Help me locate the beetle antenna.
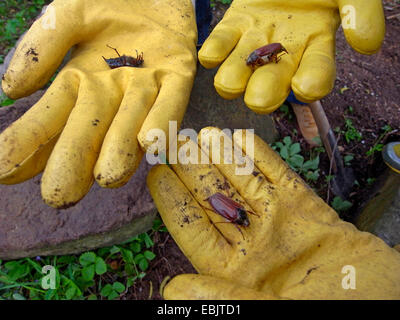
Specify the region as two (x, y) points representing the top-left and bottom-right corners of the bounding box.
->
(106, 44), (121, 57)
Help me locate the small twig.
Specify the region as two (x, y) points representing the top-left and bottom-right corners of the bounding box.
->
(387, 13), (400, 19)
(326, 133), (341, 203)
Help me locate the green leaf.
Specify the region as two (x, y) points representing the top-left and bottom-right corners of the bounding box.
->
(283, 136), (292, 146)
(57, 256), (76, 265)
(289, 154), (304, 169)
(143, 233), (154, 248)
(65, 287), (76, 300)
(280, 146), (289, 159)
(130, 242), (141, 253)
(303, 157), (319, 171)
(12, 293), (26, 300)
(81, 265), (95, 281)
(95, 257), (107, 275)
(134, 254), (144, 264)
(87, 294), (97, 300)
(144, 251), (156, 261)
(126, 276), (137, 288)
(305, 170), (319, 182)
(109, 246), (120, 255)
(100, 284), (113, 297)
(331, 196), (352, 212)
(79, 252), (96, 266)
(5, 262), (30, 281)
(107, 291), (119, 300)
(120, 247), (134, 264)
(138, 258), (149, 271)
(113, 282), (125, 293)
(44, 289), (56, 300)
(289, 143), (301, 156)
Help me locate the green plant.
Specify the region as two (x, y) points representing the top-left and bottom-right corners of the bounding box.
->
(366, 125), (392, 157)
(210, 0), (233, 7)
(342, 118), (362, 143)
(344, 154), (354, 166)
(331, 196), (352, 212)
(100, 282), (125, 300)
(0, 0), (50, 63)
(278, 104), (294, 121)
(0, 218), (164, 300)
(0, 93), (15, 107)
(272, 136), (320, 182)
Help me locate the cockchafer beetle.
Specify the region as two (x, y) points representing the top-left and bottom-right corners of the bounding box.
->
(204, 192), (259, 239)
(102, 45), (144, 69)
(246, 43), (288, 68)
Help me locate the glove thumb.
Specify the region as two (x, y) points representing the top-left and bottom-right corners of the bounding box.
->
(163, 274), (281, 300)
(337, 0), (385, 55)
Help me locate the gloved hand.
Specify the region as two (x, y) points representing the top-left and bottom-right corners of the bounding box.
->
(147, 127), (400, 299)
(198, 0), (385, 113)
(0, 0), (197, 208)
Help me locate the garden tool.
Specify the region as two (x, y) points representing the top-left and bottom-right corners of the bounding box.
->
(291, 103), (320, 147)
(309, 100), (355, 199)
(0, 0), (198, 208)
(147, 127), (400, 300)
(198, 0), (385, 114)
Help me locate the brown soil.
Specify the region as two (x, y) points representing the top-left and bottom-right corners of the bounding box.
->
(126, 2), (400, 299)
(124, 230), (196, 300)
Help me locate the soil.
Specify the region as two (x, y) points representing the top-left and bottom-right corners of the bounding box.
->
(124, 1), (400, 299)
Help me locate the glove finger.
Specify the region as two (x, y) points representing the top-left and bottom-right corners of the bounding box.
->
(138, 73), (194, 152)
(94, 71), (158, 188)
(232, 129), (303, 188)
(198, 16), (242, 69)
(291, 36), (336, 103)
(169, 136), (255, 246)
(1, 2), (82, 99)
(0, 70), (79, 184)
(338, 0), (385, 55)
(211, 30), (270, 100)
(196, 127), (275, 225)
(244, 51), (295, 113)
(147, 164), (233, 273)
(41, 72), (124, 208)
(163, 274), (280, 300)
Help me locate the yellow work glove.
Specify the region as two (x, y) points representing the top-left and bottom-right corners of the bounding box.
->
(147, 127), (400, 299)
(198, 0), (385, 113)
(0, 0), (197, 208)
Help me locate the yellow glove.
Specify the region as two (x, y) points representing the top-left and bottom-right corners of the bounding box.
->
(0, 0), (197, 208)
(147, 127), (400, 299)
(198, 0), (385, 113)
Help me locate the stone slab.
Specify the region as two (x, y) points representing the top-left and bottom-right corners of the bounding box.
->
(182, 64), (279, 144)
(0, 92), (157, 260)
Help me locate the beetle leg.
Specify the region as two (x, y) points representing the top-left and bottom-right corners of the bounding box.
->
(106, 44), (121, 57)
(213, 221), (245, 240)
(247, 210), (260, 217)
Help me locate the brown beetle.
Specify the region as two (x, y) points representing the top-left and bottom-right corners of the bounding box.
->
(102, 45), (144, 69)
(246, 43), (288, 68)
(204, 192), (259, 239)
